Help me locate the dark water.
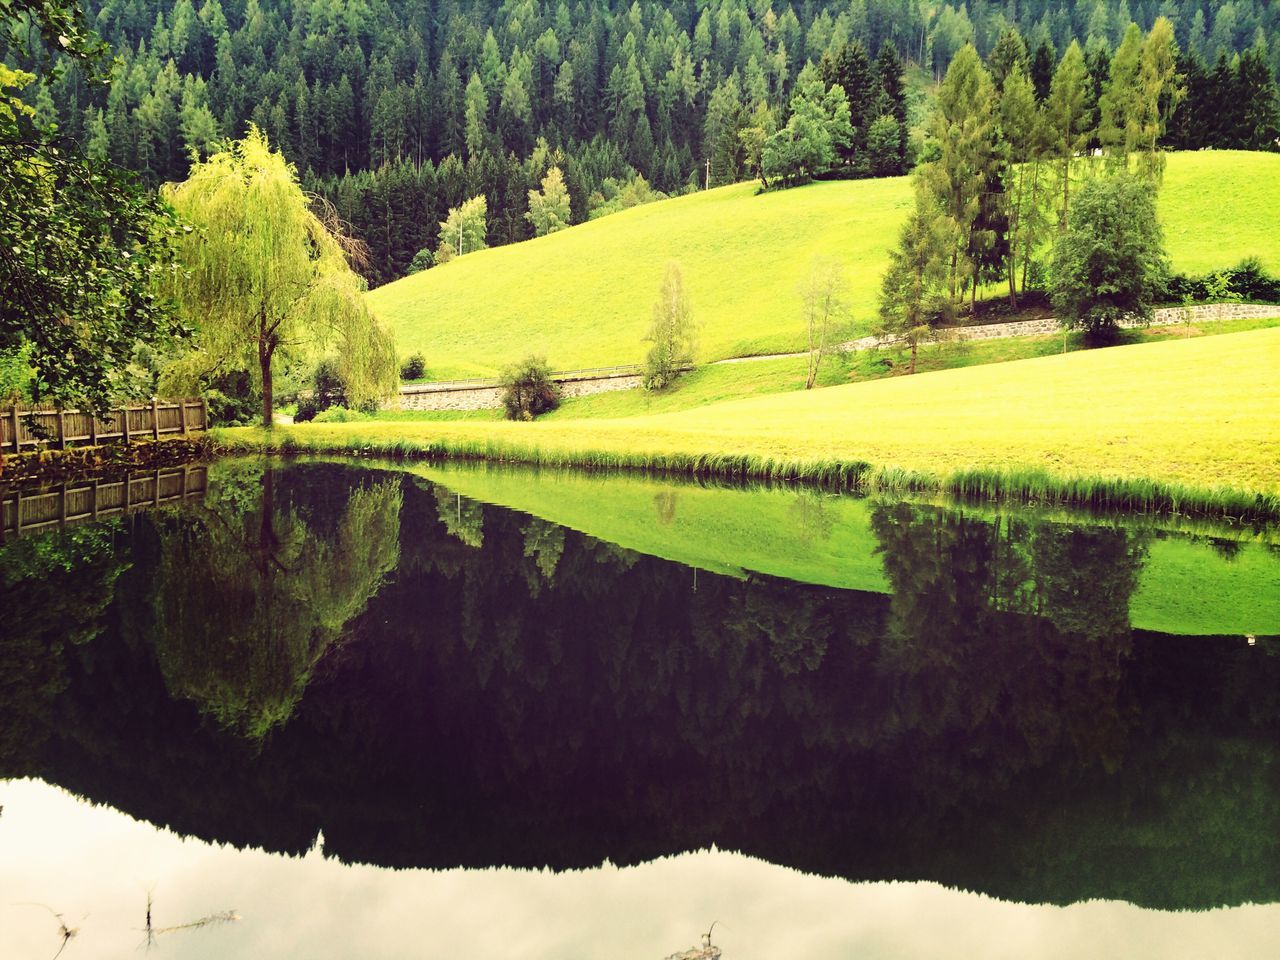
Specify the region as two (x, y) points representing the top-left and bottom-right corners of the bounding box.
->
(2, 459), (1278, 958)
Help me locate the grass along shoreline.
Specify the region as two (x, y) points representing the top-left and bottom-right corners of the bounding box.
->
(219, 328), (1280, 523)
(213, 431), (1280, 523)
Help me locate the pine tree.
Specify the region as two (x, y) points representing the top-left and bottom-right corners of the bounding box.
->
(920, 44), (1002, 309)
(1098, 23), (1144, 167)
(1045, 41), (1092, 230)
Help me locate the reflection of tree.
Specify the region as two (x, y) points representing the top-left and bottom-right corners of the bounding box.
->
(434, 486), (484, 547)
(148, 464), (401, 739)
(788, 490), (835, 545)
(521, 517), (565, 589)
(6, 469), (1278, 913)
(868, 501), (1149, 774)
(0, 524), (127, 774)
(653, 491), (678, 526)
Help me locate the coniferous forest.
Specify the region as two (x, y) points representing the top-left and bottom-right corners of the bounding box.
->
(15, 0), (1280, 285)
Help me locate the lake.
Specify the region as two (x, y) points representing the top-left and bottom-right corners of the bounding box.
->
(2, 458), (1278, 959)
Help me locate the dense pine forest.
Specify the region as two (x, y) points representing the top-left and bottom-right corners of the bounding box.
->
(13, 0), (1280, 284)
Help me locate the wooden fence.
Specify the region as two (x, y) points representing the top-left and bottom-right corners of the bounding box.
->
(1, 399), (208, 454)
(0, 465), (208, 541)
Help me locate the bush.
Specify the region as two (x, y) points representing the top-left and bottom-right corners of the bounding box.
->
(312, 406), (372, 424)
(407, 248), (433, 274)
(1049, 174), (1169, 341)
(1160, 258), (1280, 304)
(400, 353), (426, 380)
(296, 358), (383, 422)
(498, 355), (560, 421)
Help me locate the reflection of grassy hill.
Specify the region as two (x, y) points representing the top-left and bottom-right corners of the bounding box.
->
(369, 151), (1280, 379)
(400, 461), (1280, 637)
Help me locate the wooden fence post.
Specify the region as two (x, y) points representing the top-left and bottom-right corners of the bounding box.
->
(57, 410), (67, 450)
(151, 398), (160, 440)
(201, 397), (208, 431)
(9, 406), (19, 455)
(121, 406), (130, 445)
(89, 410), (97, 446)
(178, 400), (187, 435)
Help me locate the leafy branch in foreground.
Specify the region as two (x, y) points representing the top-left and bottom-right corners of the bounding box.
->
(1, 4), (186, 414)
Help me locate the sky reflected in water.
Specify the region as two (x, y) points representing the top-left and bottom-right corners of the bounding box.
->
(4, 779), (1277, 960)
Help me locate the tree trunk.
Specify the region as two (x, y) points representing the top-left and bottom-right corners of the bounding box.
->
(909, 338), (917, 375)
(259, 337), (275, 430)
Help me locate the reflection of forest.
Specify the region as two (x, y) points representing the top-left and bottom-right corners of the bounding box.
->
(1, 462), (1277, 911)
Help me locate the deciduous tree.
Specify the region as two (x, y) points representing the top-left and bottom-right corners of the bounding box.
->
(162, 128), (397, 428)
(1049, 173), (1169, 341)
(642, 262), (697, 390)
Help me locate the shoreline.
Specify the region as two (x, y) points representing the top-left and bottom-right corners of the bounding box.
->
(0, 437), (212, 485)
(211, 429), (1280, 524)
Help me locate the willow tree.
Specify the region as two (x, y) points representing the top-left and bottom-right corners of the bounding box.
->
(162, 128), (397, 427)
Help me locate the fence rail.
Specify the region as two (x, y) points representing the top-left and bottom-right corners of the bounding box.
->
(0, 465), (209, 541)
(1, 399), (208, 454)
(399, 365), (644, 395)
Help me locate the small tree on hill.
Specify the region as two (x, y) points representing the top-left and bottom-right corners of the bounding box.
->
(162, 128), (397, 429)
(437, 195), (488, 260)
(800, 258), (848, 389)
(1049, 173), (1170, 342)
(526, 165), (571, 236)
(877, 184), (951, 374)
(642, 262), (697, 390)
(499, 355), (560, 420)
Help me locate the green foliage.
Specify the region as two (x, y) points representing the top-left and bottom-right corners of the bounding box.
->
(866, 114), (904, 177)
(437, 194), (488, 259)
(407, 248), (434, 274)
(587, 173), (667, 220)
(525, 165), (571, 236)
(762, 70), (853, 187)
(161, 128), (397, 428)
(0, 58), (184, 414)
(499, 354), (560, 420)
(877, 181), (951, 373)
(919, 44), (1002, 308)
(642, 262), (697, 390)
(1050, 173), (1171, 339)
(400, 353), (427, 381)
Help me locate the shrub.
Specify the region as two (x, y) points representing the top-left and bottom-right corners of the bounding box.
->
(296, 359), (382, 421)
(400, 353), (426, 380)
(1049, 173), (1169, 341)
(312, 406), (372, 424)
(499, 355), (560, 420)
(1160, 257), (1280, 304)
(407, 248), (433, 274)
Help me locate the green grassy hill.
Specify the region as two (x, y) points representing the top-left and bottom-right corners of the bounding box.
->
(369, 151), (1280, 380)
(222, 327), (1280, 499)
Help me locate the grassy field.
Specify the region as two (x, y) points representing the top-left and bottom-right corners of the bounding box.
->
(369, 151), (1280, 380)
(383, 314), (1278, 423)
(220, 328), (1280, 518)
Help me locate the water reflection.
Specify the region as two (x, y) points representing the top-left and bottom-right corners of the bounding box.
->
(1, 460), (1277, 926)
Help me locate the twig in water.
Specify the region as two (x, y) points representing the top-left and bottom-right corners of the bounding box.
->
(14, 903), (80, 960)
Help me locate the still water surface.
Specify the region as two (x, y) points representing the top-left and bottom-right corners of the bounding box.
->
(2, 459), (1278, 958)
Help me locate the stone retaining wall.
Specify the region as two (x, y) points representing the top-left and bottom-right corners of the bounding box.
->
(844, 302), (1280, 350)
(395, 373), (643, 412)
